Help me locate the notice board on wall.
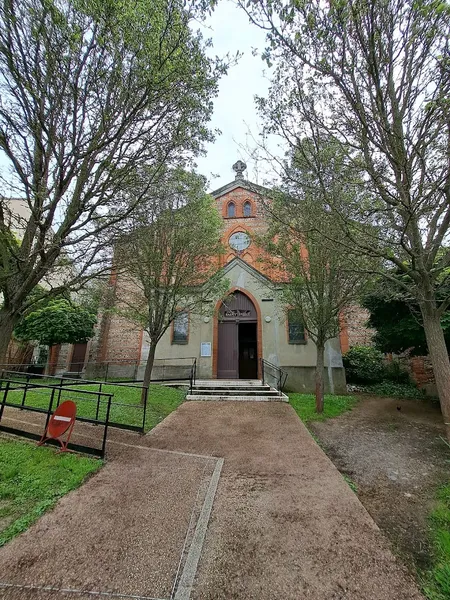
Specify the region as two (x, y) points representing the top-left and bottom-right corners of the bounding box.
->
(201, 342), (212, 357)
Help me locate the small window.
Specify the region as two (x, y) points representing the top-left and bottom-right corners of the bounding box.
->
(243, 201), (252, 217)
(173, 311), (189, 344)
(288, 309), (306, 344)
(227, 202), (236, 218)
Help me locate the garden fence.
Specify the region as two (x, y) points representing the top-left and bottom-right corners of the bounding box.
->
(0, 377), (112, 458)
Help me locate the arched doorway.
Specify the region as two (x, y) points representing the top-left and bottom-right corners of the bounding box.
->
(217, 291), (259, 379)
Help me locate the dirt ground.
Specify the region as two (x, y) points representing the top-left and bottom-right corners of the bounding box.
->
(310, 395), (450, 574)
(0, 401), (424, 600)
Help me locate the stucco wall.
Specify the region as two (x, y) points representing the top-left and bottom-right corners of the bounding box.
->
(139, 260), (345, 392)
(283, 367), (347, 395)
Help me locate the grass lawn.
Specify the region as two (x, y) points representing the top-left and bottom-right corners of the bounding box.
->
(0, 437), (101, 547)
(289, 393), (358, 423)
(4, 383), (185, 431)
(422, 483), (450, 600)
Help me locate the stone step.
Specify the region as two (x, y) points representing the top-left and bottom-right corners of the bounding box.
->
(193, 380), (263, 386)
(190, 388), (279, 396)
(186, 394), (289, 402)
(191, 386), (271, 393)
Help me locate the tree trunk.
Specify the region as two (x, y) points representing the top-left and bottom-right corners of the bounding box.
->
(0, 309), (17, 367)
(315, 342), (325, 413)
(141, 343), (157, 404)
(420, 304), (450, 440)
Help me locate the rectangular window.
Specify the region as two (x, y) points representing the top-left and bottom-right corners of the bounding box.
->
(172, 311), (189, 344)
(288, 309), (306, 344)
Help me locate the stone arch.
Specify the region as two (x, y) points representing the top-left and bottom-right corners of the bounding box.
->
(243, 200), (252, 217)
(241, 197), (257, 218)
(222, 223), (253, 256)
(213, 287), (262, 379)
(226, 201), (236, 218)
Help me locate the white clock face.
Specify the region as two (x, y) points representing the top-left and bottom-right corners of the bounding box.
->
(229, 232), (251, 251)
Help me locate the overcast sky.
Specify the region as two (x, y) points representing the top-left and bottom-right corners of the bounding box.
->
(0, 1), (273, 195)
(196, 1), (273, 191)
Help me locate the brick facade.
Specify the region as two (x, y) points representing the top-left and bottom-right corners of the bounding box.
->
(91, 273), (142, 366)
(339, 305), (375, 353)
(94, 183), (277, 365)
(216, 186), (287, 281)
(3, 338), (34, 368)
(409, 356), (435, 387)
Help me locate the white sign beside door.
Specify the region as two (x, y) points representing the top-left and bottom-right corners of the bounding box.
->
(201, 342), (212, 357)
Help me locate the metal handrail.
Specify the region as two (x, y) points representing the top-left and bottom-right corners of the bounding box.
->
(1, 360), (196, 386)
(0, 377), (113, 457)
(260, 359), (288, 394)
(189, 359), (197, 394)
(0, 372), (148, 434)
(0, 369), (146, 389)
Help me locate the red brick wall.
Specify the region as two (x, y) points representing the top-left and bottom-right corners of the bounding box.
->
(92, 272), (143, 366)
(103, 275), (142, 364)
(4, 339), (34, 368)
(216, 187), (287, 281)
(101, 314), (142, 363)
(340, 305), (375, 353)
(96, 185), (288, 361)
(409, 356), (435, 387)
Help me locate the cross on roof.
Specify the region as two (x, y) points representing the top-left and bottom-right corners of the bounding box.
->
(232, 160), (247, 179)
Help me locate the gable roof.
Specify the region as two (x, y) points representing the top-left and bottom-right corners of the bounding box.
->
(211, 178), (272, 199)
(219, 255), (274, 286)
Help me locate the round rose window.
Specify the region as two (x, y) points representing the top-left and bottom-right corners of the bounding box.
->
(229, 232), (251, 251)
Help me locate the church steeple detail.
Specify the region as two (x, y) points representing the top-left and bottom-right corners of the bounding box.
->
(232, 160), (247, 180)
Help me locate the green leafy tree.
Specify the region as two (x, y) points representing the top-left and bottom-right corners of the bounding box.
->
(363, 279), (450, 356)
(14, 299), (96, 347)
(264, 140), (373, 412)
(243, 0), (450, 436)
(115, 169), (227, 398)
(364, 295), (432, 356)
(0, 0), (225, 363)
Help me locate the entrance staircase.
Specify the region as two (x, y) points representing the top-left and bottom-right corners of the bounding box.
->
(186, 380), (289, 402)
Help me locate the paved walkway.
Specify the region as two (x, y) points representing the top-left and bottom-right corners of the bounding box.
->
(0, 401), (423, 599)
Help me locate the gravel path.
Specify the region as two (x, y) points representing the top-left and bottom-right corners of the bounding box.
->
(0, 401), (423, 600)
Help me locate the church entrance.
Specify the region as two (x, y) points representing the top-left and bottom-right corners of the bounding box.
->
(217, 291), (258, 379)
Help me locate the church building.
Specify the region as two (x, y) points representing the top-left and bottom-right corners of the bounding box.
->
(91, 161), (347, 393)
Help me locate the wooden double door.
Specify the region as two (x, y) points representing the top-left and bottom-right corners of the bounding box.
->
(217, 292), (258, 380)
(69, 343), (88, 372)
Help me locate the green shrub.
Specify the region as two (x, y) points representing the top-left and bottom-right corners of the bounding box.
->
(363, 381), (424, 399)
(383, 359), (411, 384)
(343, 346), (385, 383)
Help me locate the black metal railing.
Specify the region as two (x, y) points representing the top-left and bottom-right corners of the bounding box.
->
(0, 357), (197, 384)
(189, 359), (197, 394)
(260, 359), (288, 395)
(0, 357), (197, 445)
(0, 378), (112, 458)
(0, 370), (149, 434)
(87, 357), (197, 383)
